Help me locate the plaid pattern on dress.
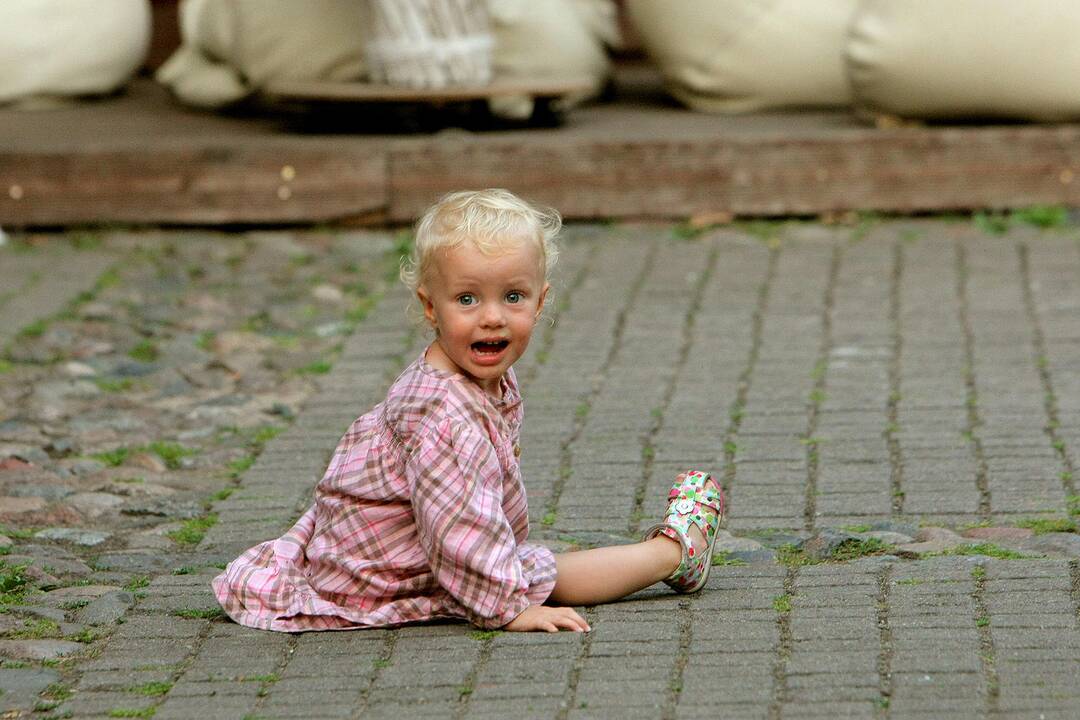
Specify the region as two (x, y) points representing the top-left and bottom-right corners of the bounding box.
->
(212, 350), (556, 631)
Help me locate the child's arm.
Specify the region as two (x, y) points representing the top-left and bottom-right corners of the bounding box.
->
(408, 418), (577, 630)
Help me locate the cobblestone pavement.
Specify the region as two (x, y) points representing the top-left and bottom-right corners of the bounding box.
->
(1, 219), (1079, 719)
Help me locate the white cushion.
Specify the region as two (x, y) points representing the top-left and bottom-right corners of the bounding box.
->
(847, 0), (1080, 121)
(0, 0), (151, 104)
(626, 0), (858, 113)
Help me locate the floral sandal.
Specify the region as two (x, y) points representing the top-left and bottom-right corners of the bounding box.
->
(641, 470), (726, 593)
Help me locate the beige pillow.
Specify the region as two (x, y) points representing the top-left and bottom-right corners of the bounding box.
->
(158, 0), (368, 108)
(487, 0), (617, 118)
(626, 0), (858, 113)
(0, 0), (151, 105)
(847, 0), (1080, 121)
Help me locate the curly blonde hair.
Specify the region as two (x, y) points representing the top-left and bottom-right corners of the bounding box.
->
(399, 189), (561, 301)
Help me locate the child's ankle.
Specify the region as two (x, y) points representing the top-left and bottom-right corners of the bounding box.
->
(648, 534), (683, 576)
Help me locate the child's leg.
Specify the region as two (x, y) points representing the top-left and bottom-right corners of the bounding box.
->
(547, 471), (723, 607)
(548, 537), (681, 606)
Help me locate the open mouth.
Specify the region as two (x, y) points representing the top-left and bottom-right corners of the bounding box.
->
(471, 339), (509, 356)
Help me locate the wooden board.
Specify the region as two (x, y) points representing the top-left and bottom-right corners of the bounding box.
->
(3, 78), (1080, 226)
(263, 77), (596, 103)
(0, 145), (388, 226)
(387, 125), (1080, 221)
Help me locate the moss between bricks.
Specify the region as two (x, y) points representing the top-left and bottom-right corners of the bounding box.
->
(167, 514), (218, 545)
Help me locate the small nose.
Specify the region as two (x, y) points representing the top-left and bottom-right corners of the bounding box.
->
(480, 302), (506, 326)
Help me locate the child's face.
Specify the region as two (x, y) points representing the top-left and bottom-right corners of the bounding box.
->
(418, 239), (549, 396)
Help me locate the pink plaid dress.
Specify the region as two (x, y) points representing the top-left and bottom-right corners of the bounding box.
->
(212, 351), (557, 631)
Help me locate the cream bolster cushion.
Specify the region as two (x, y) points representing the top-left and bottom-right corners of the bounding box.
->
(847, 0), (1080, 121)
(158, 0), (615, 114)
(625, 0), (858, 113)
(0, 0), (151, 104)
(487, 0), (615, 119)
(157, 0), (369, 108)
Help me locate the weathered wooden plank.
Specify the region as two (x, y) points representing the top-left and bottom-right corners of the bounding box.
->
(387, 125), (1080, 221)
(0, 145), (387, 225)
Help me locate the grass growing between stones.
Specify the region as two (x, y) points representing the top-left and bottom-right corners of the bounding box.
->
(0, 560), (32, 603)
(1066, 496), (1080, 517)
(173, 607), (224, 620)
(128, 682), (172, 697)
(776, 538), (893, 567)
(1015, 518), (1078, 535)
(93, 442), (199, 470)
(7, 618), (61, 639)
(108, 708), (155, 718)
(712, 551), (748, 567)
(166, 514), (217, 545)
(469, 630), (500, 641)
(926, 543), (1030, 560)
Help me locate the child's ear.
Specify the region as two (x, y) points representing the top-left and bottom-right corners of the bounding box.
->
(535, 283), (550, 320)
(417, 287), (437, 328)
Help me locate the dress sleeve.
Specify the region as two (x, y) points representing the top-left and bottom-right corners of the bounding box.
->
(406, 417), (533, 629)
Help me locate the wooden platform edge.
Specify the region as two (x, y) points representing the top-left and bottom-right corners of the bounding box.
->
(3, 125), (1080, 226)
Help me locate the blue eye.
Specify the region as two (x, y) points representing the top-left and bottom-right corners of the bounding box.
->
(457, 294), (476, 306)
(506, 291), (523, 304)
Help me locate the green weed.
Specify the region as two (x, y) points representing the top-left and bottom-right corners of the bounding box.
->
(711, 551), (747, 567)
(1014, 205), (1068, 229)
(541, 512), (556, 527)
(124, 576), (150, 591)
(145, 441), (197, 470)
(830, 538), (891, 561)
(298, 359), (332, 375)
(128, 340), (159, 363)
(94, 378), (133, 393)
(469, 630), (501, 641)
(1066, 495), (1080, 517)
(772, 594), (792, 613)
(929, 543), (1028, 560)
(1015, 517), (1077, 535)
(246, 425), (282, 446)
(0, 561), (32, 603)
(209, 487), (235, 503)
(776, 544), (821, 568)
(129, 682), (172, 697)
(18, 320), (48, 338)
(240, 674), (278, 683)
(973, 210), (1010, 235)
(227, 456), (255, 478)
(108, 708), (155, 718)
(42, 683), (72, 701)
(94, 447), (131, 467)
(173, 608), (224, 620)
(10, 618), (62, 639)
(166, 514), (218, 546)
(840, 524), (872, 534)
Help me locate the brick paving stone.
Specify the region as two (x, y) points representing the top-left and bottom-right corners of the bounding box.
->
(8, 223), (1080, 719)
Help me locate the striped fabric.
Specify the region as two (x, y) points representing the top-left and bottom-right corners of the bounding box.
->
(212, 351), (557, 631)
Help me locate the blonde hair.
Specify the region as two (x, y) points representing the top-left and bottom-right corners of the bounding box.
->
(399, 189), (561, 297)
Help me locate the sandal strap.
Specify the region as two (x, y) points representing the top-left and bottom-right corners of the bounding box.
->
(667, 483), (724, 515)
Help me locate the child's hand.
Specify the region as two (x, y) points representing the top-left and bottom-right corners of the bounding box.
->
(503, 604), (590, 633)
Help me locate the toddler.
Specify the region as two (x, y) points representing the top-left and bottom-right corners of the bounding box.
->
(212, 189), (725, 633)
